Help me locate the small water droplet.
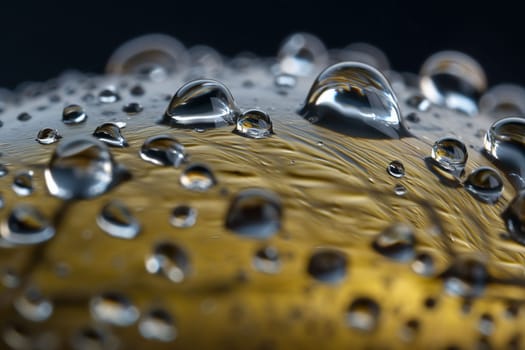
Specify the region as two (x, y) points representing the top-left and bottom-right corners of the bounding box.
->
(62, 104), (87, 124)
(122, 102), (143, 115)
(17, 112), (31, 122)
(139, 135), (187, 167)
(277, 32), (328, 76)
(145, 242), (190, 283)
(0, 164), (8, 177)
(12, 171), (34, 196)
(479, 314), (494, 336)
(464, 167), (503, 204)
(420, 51), (486, 115)
(253, 246), (281, 274)
(96, 200), (140, 239)
(138, 308), (177, 342)
(345, 297), (380, 332)
(180, 163), (216, 191)
(90, 292), (139, 326)
(0, 205), (55, 244)
(411, 253), (435, 276)
(443, 257), (488, 297)
(162, 79), (240, 129)
(225, 189), (282, 239)
(130, 85), (145, 96)
(431, 137), (468, 177)
(400, 319), (420, 342)
(299, 62), (405, 139)
(36, 128), (62, 145)
(14, 288), (53, 322)
(188, 45), (224, 77)
(93, 123), (128, 147)
(1, 268), (20, 288)
(71, 326), (117, 350)
(387, 160), (405, 178)
(394, 184), (407, 196)
(502, 190), (525, 245)
(99, 89), (121, 103)
(170, 205), (197, 228)
(45, 137), (124, 200)
(480, 84), (525, 117)
(405, 112), (420, 123)
(307, 249), (347, 283)
(274, 74), (297, 89)
(233, 109), (273, 139)
(406, 95), (431, 112)
(372, 223), (415, 261)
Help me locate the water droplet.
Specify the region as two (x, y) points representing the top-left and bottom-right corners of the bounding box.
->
(93, 123), (128, 147)
(99, 89), (121, 103)
(62, 104), (87, 124)
(431, 137), (468, 177)
(225, 189), (282, 239)
(130, 85), (145, 96)
(502, 190), (525, 245)
(253, 246), (281, 274)
(170, 205), (197, 228)
(277, 33), (328, 76)
(0, 194), (4, 209)
(274, 74), (297, 89)
(345, 297), (380, 332)
(188, 45), (224, 77)
(233, 109), (273, 139)
(139, 135), (187, 167)
(2, 323), (33, 350)
(372, 223), (415, 262)
(420, 51), (486, 115)
(0, 205), (55, 244)
(387, 160), (405, 178)
(138, 308), (177, 342)
(464, 167), (503, 204)
(71, 326), (117, 350)
(96, 200), (140, 239)
(480, 84), (525, 117)
(299, 62), (405, 139)
(307, 249), (347, 283)
(479, 314), (494, 336)
(122, 102), (143, 115)
(17, 112), (31, 122)
(45, 137), (125, 200)
(180, 163), (216, 191)
(406, 95), (431, 112)
(394, 184), (407, 196)
(443, 257), (488, 297)
(405, 112), (420, 123)
(145, 242), (190, 283)
(14, 288), (53, 322)
(90, 292), (139, 326)
(162, 79), (240, 129)
(1, 268), (20, 288)
(411, 253), (435, 276)
(400, 319), (420, 342)
(0, 164), (8, 177)
(12, 171), (34, 196)
(36, 128), (62, 145)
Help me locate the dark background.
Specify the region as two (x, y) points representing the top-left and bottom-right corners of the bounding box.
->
(0, 1), (523, 89)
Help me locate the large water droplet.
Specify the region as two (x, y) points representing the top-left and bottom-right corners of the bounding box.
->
(372, 223), (416, 262)
(138, 308), (177, 342)
(162, 79), (240, 129)
(431, 137), (468, 177)
(45, 137), (124, 200)
(387, 160), (405, 178)
(90, 292), (139, 326)
(0, 205), (55, 244)
(233, 109), (273, 139)
(14, 288), (53, 322)
(12, 171), (34, 196)
(93, 123), (128, 147)
(253, 246), (281, 274)
(345, 297), (380, 332)
(464, 167), (503, 204)
(420, 51), (486, 115)
(480, 84), (525, 117)
(307, 249), (347, 283)
(443, 257), (488, 297)
(139, 135), (187, 167)
(180, 164), (216, 191)
(225, 189), (282, 239)
(145, 242), (190, 283)
(62, 104), (87, 124)
(299, 62), (405, 139)
(277, 33), (328, 76)
(170, 205), (197, 228)
(96, 200), (140, 239)
(36, 128), (62, 145)
(502, 190), (525, 245)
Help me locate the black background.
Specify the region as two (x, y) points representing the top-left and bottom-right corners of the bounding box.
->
(0, 0), (523, 89)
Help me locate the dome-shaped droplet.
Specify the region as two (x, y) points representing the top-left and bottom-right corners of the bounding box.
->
(62, 104), (87, 124)
(420, 51), (487, 115)
(406, 94), (431, 112)
(99, 88), (121, 104)
(345, 297), (380, 332)
(138, 308), (177, 342)
(464, 167), (503, 204)
(387, 160), (405, 178)
(0, 164), (8, 177)
(14, 288), (53, 322)
(372, 223), (416, 262)
(393, 184), (407, 196)
(12, 171), (34, 196)
(17, 112), (31, 121)
(225, 189), (282, 239)
(97, 200), (140, 239)
(253, 246), (281, 274)
(443, 257), (488, 297)
(411, 252), (435, 277)
(71, 326), (117, 350)
(1, 268), (20, 288)
(145, 242), (190, 283)
(234, 109), (273, 139)
(36, 128), (62, 145)
(44, 137), (123, 200)
(163, 79), (240, 129)
(122, 102), (143, 115)
(93, 123), (128, 147)
(106, 34), (189, 81)
(139, 135), (187, 167)
(299, 62), (405, 139)
(188, 45), (224, 77)
(90, 292), (139, 326)
(484, 117), (525, 189)
(307, 249), (347, 283)
(274, 74), (297, 89)
(335, 42), (390, 71)
(431, 137), (468, 177)
(277, 32), (328, 76)
(180, 163), (216, 191)
(0, 205), (55, 244)
(170, 205), (197, 228)
(480, 84), (525, 117)
(502, 190), (525, 245)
